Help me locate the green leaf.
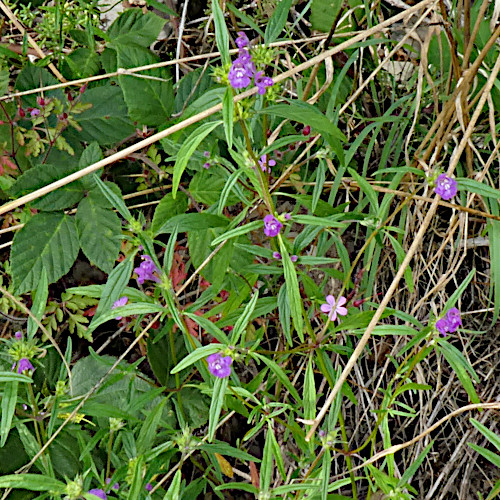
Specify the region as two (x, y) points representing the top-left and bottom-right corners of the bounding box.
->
(260, 426), (274, 492)
(457, 178), (500, 200)
(386, 233), (414, 293)
(72, 85), (135, 145)
(157, 213), (229, 234)
(487, 220), (500, 320)
(231, 292), (259, 344)
(107, 9), (166, 47)
(212, 0), (230, 66)
(172, 121), (222, 198)
(468, 443), (500, 468)
(64, 47), (101, 78)
(9, 163), (85, 211)
(470, 418), (500, 451)
(12, 212), (79, 295)
(27, 268), (48, 338)
(78, 142), (103, 190)
(126, 454), (145, 500)
(152, 192), (189, 235)
(278, 234), (303, 342)
(189, 169), (228, 206)
(0, 474), (65, 492)
(278, 284), (292, 346)
(116, 44), (173, 126)
(0, 372), (32, 383)
(251, 352), (302, 403)
(348, 167), (379, 212)
(184, 314), (230, 344)
(76, 196), (122, 273)
(92, 174), (131, 221)
(211, 220), (262, 246)
(137, 399), (166, 454)
(438, 340), (480, 404)
(163, 469), (182, 500)
(311, 0), (343, 32)
(0, 381), (18, 447)
(199, 442), (259, 462)
(263, 102), (346, 163)
(208, 377), (228, 442)
(91, 254), (134, 325)
(171, 344), (223, 374)
(222, 87), (234, 148)
(399, 441), (434, 487)
(303, 357), (316, 421)
(264, 0), (292, 43)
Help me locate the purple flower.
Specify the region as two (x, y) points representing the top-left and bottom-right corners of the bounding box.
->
(235, 31), (249, 49)
(203, 162), (211, 169)
(203, 151), (210, 157)
(14, 358), (35, 374)
(105, 478), (119, 490)
(258, 154), (276, 173)
(436, 307), (462, 336)
(272, 252), (282, 260)
(134, 255), (161, 285)
(228, 50), (255, 89)
(254, 71), (273, 95)
(14, 331), (22, 340)
(320, 295), (348, 322)
(88, 489), (107, 500)
(145, 483), (153, 492)
(207, 352), (233, 378)
(434, 174), (458, 201)
(263, 215), (282, 237)
(30, 108), (40, 117)
(112, 296), (129, 320)
(290, 255), (298, 263)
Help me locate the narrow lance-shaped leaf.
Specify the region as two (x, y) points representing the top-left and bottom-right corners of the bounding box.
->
(1, 381), (18, 447)
(208, 377), (228, 442)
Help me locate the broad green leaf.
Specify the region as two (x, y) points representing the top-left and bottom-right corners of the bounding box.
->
(172, 121), (222, 198)
(15, 66), (63, 107)
(0, 474), (65, 492)
(71, 85), (135, 145)
(311, 0), (343, 32)
(171, 344), (223, 374)
(189, 169), (228, 206)
(78, 142), (103, 190)
(458, 178), (500, 200)
(278, 234), (303, 341)
(152, 192), (189, 235)
(174, 67), (213, 114)
(63, 47), (101, 78)
(212, 0), (230, 66)
(0, 381), (18, 447)
(27, 268), (48, 338)
(91, 254), (134, 325)
(116, 43), (173, 126)
(76, 196), (122, 273)
(12, 212), (79, 295)
(264, 0), (292, 43)
(222, 87), (234, 148)
(208, 377), (228, 441)
(10, 163), (85, 211)
(0, 67), (8, 97)
(107, 9), (166, 47)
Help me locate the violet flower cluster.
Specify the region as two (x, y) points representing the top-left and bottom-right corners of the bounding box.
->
(228, 32), (273, 95)
(435, 307), (462, 336)
(207, 352), (233, 378)
(134, 255), (161, 285)
(12, 358), (35, 374)
(434, 174), (458, 201)
(258, 154), (276, 173)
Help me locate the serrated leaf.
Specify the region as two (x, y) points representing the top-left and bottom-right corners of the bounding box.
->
(107, 9), (166, 47)
(311, 0), (343, 32)
(157, 213), (229, 234)
(76, 196), (121, 273)
(116, 44), (173, 126)
(189, 168), (227, 206)
(174, 67), (213, 114)
(70, 85), (135, 145)
(151, 192), (189, 235)
(63, 47), (101, 78)
(9, 163), (85, 211)
(12, 212), (79, 295)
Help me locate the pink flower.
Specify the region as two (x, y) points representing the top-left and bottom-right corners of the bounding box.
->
(320, 295), (348, 322)
(13, 358), (35, 374)
(263, 215), (282, 237)
(254, 71), (273, 94)
(436, 307), (462, 336)
(258, 154), (276, 173)
(434, 174), (458, 200)
(207, 353), (233, 378)
(112, 296), (129, 320)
